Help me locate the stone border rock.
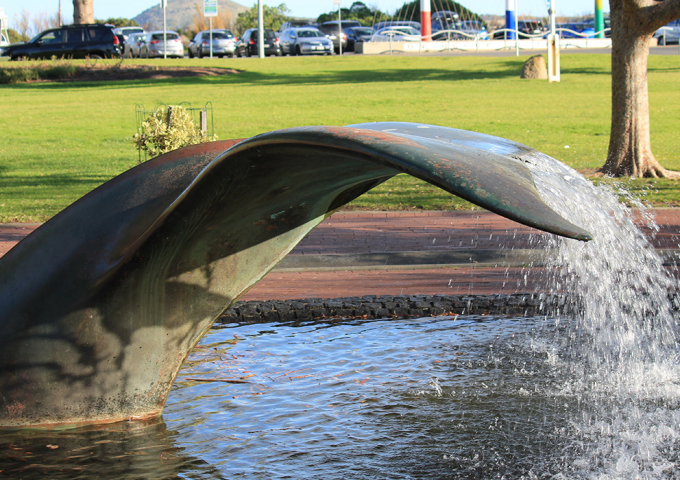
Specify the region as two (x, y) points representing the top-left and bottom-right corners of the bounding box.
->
(218, 293), (580, 324)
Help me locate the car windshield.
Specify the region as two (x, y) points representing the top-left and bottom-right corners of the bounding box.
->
(210, 32), (232, 39)
(298, 30), (323, 38)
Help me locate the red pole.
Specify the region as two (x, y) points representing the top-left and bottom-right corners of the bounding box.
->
(420, 0), (431, 41)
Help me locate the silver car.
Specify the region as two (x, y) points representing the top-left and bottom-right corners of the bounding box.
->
(280, 27), (333, 56)
(371, 26), (421, 42)
(113, 26), (144, 41)
(655, 19), (680, 45)
(123, 32), (147, 58)
(140, 31), (184, 58)
(188, 29), (236, 58)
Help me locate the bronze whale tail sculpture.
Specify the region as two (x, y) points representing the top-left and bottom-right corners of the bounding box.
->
(0, 123), (591, 427)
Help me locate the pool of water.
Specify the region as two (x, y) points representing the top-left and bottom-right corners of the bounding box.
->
(3, 313), (678, 479)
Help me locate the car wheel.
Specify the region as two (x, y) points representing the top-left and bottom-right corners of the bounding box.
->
(246, 48), (251, 57)
(188, 49), (194, 58)
(89, 54), (103, 60)
(295, 46), (301, 56)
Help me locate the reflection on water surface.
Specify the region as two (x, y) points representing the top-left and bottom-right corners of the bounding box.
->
(2, 315), (679, 478)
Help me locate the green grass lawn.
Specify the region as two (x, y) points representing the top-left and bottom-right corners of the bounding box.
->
(1, 53), (680, 222)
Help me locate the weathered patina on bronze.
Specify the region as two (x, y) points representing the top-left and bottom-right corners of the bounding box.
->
(0, 123), (591, 427)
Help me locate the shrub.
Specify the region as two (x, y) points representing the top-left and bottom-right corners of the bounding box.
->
(133, 105), (218, 160)
(0, 59), (79, 84)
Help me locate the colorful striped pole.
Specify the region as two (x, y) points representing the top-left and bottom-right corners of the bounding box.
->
(594, 0), (604, 38)
(421, 0), (432, 41)
(505, 0), (516, 40)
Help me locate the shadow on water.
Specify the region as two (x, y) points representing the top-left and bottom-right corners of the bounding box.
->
(0, 418), (219, 479)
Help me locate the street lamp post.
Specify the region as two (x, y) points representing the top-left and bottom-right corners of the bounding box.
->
(258, 0), (264, 58)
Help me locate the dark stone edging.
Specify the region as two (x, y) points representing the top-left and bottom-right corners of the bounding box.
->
(218, 293), (581, 324)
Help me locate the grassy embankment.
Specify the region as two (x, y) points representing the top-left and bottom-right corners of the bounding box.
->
(1, 53), (680, 222)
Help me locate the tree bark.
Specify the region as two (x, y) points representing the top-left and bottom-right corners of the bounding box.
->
(73, 0), (94, 25)
(602, 0), (680, 178)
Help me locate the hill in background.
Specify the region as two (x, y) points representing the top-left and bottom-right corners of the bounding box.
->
(133, 0), (248, 31)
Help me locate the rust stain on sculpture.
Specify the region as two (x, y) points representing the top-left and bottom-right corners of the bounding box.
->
(0, 123), (591, 428)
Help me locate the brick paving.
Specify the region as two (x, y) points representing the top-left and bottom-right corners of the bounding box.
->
(1, 210), (679, 301)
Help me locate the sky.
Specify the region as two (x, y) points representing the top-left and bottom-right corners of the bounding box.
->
(1, 0), (610, 30)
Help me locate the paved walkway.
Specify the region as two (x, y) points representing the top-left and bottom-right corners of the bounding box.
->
(1, 210), (679, 300)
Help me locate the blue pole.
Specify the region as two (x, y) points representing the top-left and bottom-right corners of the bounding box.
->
(506, 0), (516, 40)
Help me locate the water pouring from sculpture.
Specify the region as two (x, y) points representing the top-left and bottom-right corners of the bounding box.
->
(0, 123), (591, 427)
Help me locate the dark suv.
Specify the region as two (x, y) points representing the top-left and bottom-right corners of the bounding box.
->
(1, 24), (121, 60)
(319, 21), (362, 53)
(235, 28), (281, 57)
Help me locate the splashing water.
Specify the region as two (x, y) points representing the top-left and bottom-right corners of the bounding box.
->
(524, 151), (680, 478)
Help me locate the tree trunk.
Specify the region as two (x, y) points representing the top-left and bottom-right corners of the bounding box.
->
(602, 0), (680, 178)
(73, 0), (94, 25)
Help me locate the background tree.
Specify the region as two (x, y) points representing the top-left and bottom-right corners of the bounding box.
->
(13, 10), (31, 40)
(73, 0), (94, 25)
(190, 4), (235, 37)
(32, 12), (61, 33)
(601, 0), (680, 178)
(235, 3), (290, 35)
(96, 17), (139, 28)
(7, 28), (25, 43)
(317, 1), (384, 25)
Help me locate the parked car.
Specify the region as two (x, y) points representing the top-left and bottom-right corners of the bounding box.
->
(113, 26), (144, 41)
(492, 19), (547, 39)
(580, 16), (611, 37)
(318, 21), (356, 53)
(1, 23), (120, 60)
(123, 32), (147, 58)
(113, 26), (144, 57)
(188, 29), (236, 58)
(139, 31), (184, 58)
(431, 10), (461, 33)
(344, 26), (372, 51)
(372, 20), (421, 34)
(371, 26), (421, 43)
(459, 20), (489, 40)
(279, 27), (332, 55)
(555, 22), (596, 39)
(433, 19), (488, 40)
(654, 19), (680, 45)
(277, 20), (315, 37)
(235, 28), (281, 57)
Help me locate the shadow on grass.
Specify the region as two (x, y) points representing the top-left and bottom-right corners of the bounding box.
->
(3, 62), (526, 90)
(0, 173), (108, 192)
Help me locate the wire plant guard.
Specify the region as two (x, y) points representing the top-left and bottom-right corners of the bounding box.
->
(134, 102), (215, 162)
